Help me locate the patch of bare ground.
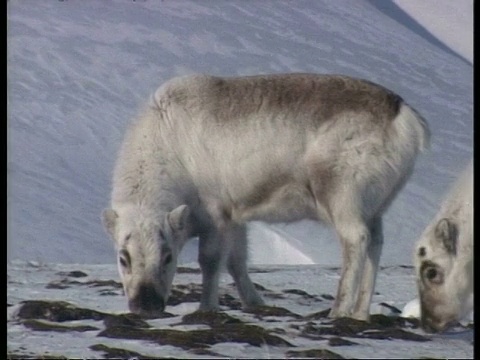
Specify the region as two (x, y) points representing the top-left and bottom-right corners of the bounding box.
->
(286, 348), (346, 359)
(98, 323), (294, 349)
(300, 314), (429, 342)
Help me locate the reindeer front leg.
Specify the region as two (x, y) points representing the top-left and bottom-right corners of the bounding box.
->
(198, 230), (227, 311)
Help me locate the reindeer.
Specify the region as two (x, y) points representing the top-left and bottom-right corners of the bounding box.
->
(102, 73), (429, 320)
(414, 160), (473, 332)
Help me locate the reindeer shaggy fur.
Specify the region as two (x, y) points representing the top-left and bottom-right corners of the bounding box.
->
(414, 160), (473, 332)
(102, 73), (430, 320)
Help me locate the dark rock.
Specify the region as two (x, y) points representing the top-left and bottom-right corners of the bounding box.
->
(55, 270), (88, 278)
(321, 294), (335, 300)
(253, 282), (270, 291)
(98, 323), (294, 349)
(379, 265), (414, 270)
(176, 267), (201, 274)
(330, 316), (369, 329)
(189, 348), (227, 357)
(360, 328), (430, 342)
(271, 327), (288, 335)
(300, 316), (430, 342)
(46, 278), (123, 290)
(46, 280), (71, 289)
(378, 302), (402, 314)
(248, 267), (278, 273)
(16, 300), (108, 322)
(7, 353), (68, 360)
(303, 308), (331, 320)
(370, 314), (420, 329)
(98, 289), (121, 296)
(68, 270), (88, 277)
(283, 289), (322, 301)
(229, 281), (272, 292)
(103, 313), (153, 328)
(264, 292), (287, 300)
(22, 319), (98, 332)
(301, 322), (348, 338)
(167, 284), (202, 306)
(326, 266), (341, 271)
(328, 336), (359, 346)
(398, 316), (421, 328)
(89, 344), (162, 359)
(244, 305), (302, 319)
(286, 348), (346, 359)
(167, 283), (242, 310)
(86, 279), (123, 288)
(219, 293), (243, 310)
(174, 283), (203, 292)
(284, 289), (310, 296)
(369, 314), (399, 327)
(181, 310), (243, 326)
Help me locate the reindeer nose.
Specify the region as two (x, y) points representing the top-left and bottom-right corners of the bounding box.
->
(421, 316), (449, 333)
(129, 283), (165, 317)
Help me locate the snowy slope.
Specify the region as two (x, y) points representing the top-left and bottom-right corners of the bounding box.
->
(393, 0), (473, 63)
(7, 0), (472, 266)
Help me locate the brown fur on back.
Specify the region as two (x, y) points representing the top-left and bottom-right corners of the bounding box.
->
(162, 73), (402, 128)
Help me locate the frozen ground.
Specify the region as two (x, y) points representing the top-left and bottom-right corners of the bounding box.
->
(7, 0), (473, 266)
(7, 261), (474, 359)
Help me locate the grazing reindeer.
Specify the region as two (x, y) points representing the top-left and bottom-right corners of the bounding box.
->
(414, 160), (473, 332)
(102, 73), (429, 320)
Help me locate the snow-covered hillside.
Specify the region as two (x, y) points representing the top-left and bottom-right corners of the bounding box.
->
(393, 0), (473, 63)
(7, 0), (472, 266)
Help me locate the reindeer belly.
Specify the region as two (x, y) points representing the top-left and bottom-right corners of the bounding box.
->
(232, 183), (317, 223)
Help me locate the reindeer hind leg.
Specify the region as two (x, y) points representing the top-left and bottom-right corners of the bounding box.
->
(352, 216), (383, 320)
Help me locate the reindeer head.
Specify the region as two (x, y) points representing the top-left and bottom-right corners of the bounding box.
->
(414, 217), (473, 333)
(102, 204), (190, 317)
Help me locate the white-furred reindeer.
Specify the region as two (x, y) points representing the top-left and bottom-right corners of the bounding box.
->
(102, 73), (429, 320)
(414, 160), (473, 332)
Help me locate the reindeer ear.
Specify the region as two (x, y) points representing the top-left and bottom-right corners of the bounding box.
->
(434, 218), (458, 255)
(167, 205), (190, 232)
(102, 209), (118, 238)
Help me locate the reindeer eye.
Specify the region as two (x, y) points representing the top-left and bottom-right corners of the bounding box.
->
(426, 268), (436, 279)
(159, 229), (165, 239)
(418, 247), (426, 257)
(161, 245), (173, 266)
(119, 249), (131, 269)
(424, 266), (443, 284)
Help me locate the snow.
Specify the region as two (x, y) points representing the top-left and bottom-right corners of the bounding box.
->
(393, 0), (473, 63)
(7, 261), (474, 359)
(401, 298), (421, 319)
(7, 0), (473, 358)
